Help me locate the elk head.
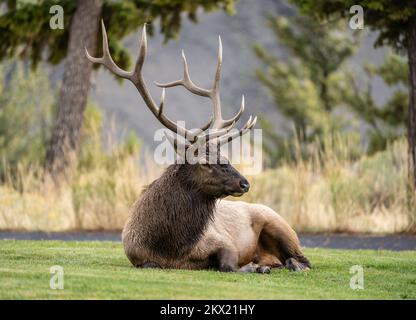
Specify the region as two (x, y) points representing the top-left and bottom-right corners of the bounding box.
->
(85, 21), (257, 198)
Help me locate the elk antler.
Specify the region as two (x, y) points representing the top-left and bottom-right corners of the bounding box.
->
(154, 36), (256, 133)
(85, 21), (256, 157)
(85, 21), (212, 143)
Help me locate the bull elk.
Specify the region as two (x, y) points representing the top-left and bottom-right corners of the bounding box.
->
(86, 22), (311, 273)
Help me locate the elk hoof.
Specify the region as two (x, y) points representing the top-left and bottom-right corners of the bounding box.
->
(285, 258), (310, 272)
(256, 266), (271, 274)
(219, 265), (236, 272)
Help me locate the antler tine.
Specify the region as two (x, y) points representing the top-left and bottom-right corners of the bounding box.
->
(220, 95), (245, 128)
(213, 36), (222, 93)
(134, 22), (147, 75)
(85, 20), (132, 79)
(218, 115), (257, 146)
(209, 37), (252, 131)
(154, 50), (211, 97)
(186, 114), (255, 156)
(186, 123), (235, 156)
(196, 123), (234, 143)
(200, 115), (214, 131)
(158, 88), (165, 117)
(209, 36), (224, 129)
(185, 115), (214, 140)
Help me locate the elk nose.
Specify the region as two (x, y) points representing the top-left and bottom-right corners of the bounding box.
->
(239, 180), (250, 192)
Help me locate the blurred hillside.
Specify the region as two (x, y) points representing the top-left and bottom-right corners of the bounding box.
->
(48, 0), (388, 151)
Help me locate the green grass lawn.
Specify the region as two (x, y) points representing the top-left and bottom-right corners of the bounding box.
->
(0, 240), (415, 299)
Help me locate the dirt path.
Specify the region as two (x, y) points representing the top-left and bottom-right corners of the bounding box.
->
(0, 231), (415, 250)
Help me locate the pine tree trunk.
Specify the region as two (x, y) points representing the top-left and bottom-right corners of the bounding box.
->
(45, 0), (102, 181)
(408, 16), (416, 190)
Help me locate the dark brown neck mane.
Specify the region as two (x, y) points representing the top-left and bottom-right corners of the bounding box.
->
(135, 165), (217, 258)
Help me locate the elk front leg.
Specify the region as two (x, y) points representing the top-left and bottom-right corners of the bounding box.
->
(217, 247), (239, 272)
(217, 248), (270, 274)
(261, 220), (311, 271)
(256, 205), (311, 272)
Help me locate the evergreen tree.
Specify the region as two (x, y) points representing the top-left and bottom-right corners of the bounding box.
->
(0, 0), (236, 181)
(254, 13), (358, 164)
(336, 52), (408, 154)
(290, 0), (416, 189)
(0, 61), (54, 178)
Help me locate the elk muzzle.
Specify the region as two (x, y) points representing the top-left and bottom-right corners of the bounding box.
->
(227, 176), (250, 197)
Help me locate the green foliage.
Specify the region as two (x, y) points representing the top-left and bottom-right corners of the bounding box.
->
(291, 0), (416, 51)
(0, 60), (54, 178)
(0, 0), (76, 68)
(0, 62), (143, 228)
(254, 13), (358, 164)
(377, 53), (408, 85)
(335, 52), (408, 153)
(77, 103), (141, 173)
(255, 6), (410, 165)
(0, 0), (236, 71)
(0, 59), (141, 187)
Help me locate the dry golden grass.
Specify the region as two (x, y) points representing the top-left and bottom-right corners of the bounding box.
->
(0, 153), (162, 231)
(241, 138), (415, 233)
(3, 59), (412, 233)
(0, 135), (415, 233)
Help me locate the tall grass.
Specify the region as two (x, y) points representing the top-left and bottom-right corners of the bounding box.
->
(0, 155), (158, 231)
(0, 125), (161, 231)
(1, 133), (414, 233)
(0, 62), (414, 232)
(241, 135), (415, 233)
(0, 80), (162, 230)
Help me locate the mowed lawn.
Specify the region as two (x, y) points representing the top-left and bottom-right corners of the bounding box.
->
(0, 240), (415, 299)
